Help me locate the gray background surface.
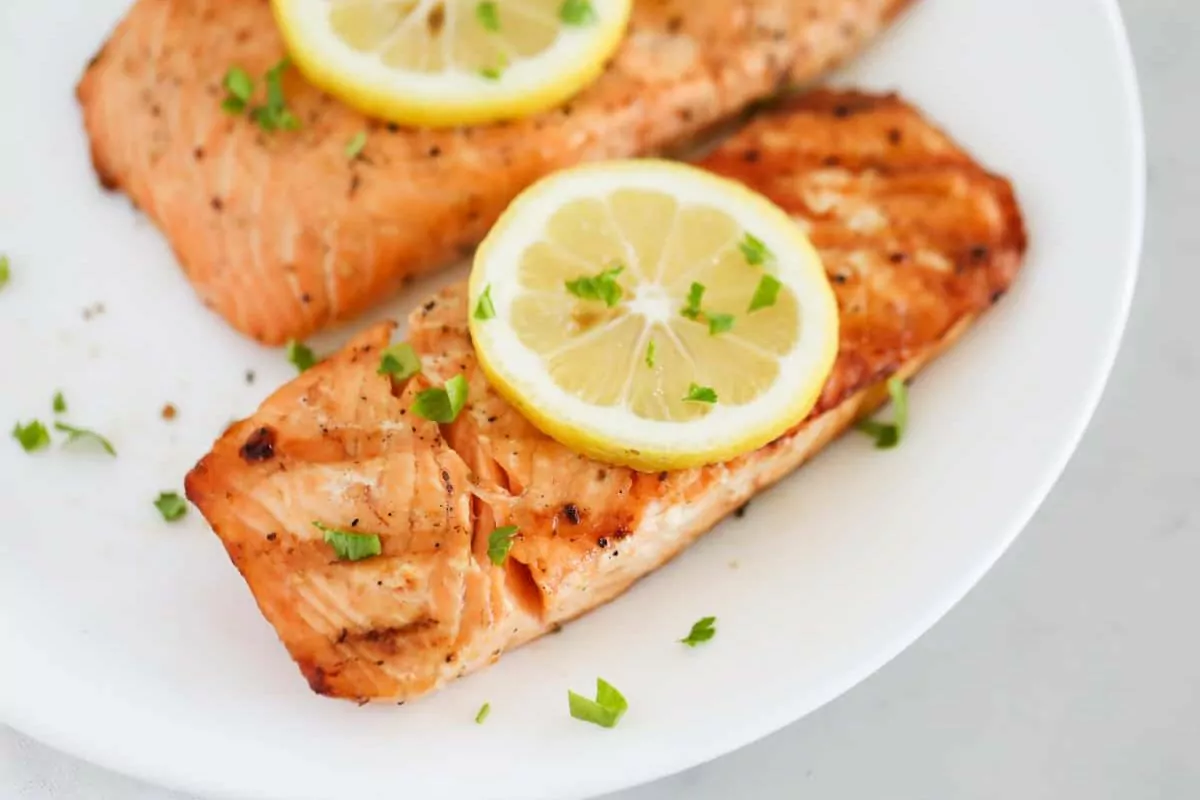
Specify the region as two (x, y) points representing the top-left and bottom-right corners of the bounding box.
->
(4, 0), (1196, 797)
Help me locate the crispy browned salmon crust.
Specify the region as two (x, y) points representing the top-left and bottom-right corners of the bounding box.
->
(78, 0), (915, 344)
(186, 91), (1026, 703)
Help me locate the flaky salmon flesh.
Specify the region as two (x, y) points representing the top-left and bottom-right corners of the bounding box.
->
(78, 0), (915, 345)
(186, 91), (1027, 703)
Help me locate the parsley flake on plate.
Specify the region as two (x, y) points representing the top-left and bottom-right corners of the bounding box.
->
(680, 281), (705, 320)
(251, 58), (301, 132)
(565, 264), (624, 307)
(286, 339), (318, 373)
(476, 1), (501, 31)
(54, 421), (116, 456)
(707, 312), (734, 336)
(0, 253), (10, 290)
(474, 285), (496, 320)
(378, 342), (421, 379)
(52, 391), (67, 414)
(154, 491), (188, 522)
(345, 131), (368, 160)
(856, 377), (909, 449)
(568, 678), (627, 728)
(559, 0), (597, 25)
(487, 525), (519, 566)
(683, 383), (717, 404)
(221, 66), (254, 114)
(313, 521), (382, 562)
(679, 616), (716, 647)
(475, 702), (491, 724)
(738, 231), (774, 266)
(748, 274), (782, 312)
(11, 420), (50, 453)
(411, 374), (469, 423)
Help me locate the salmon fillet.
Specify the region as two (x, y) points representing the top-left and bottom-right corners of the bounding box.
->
(185, 91), (1026, 703)
(78, 0), (914, 345)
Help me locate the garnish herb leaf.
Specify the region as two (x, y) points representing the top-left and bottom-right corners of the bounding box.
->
(559, 0), (597, 25)
(479, 53), (508, 81)
(683, 383), (717, 404)
(738, 232), (773, 266)
(313, 521), (382, 561)
(568, 678), (628, 728)
(11, 420), (50, 453)
(487, 525), (519, 565)
(680, 616), (716, 647)
(378, 343), (422, 379)
(223, 66), (254, 103)
(707, 313), (734, 336)
(476, 1), (501, 31)
(154, 491), (188, 522)
(748, 274), (782, 312)
(0, 254), (10, 290)
(565, 265), (624, 307)
(286, 339), (317, 373)
(856, 377), (909, 449)
(52, 391), (67, 414)
(475, 702), (491, 724)
(645, 338), (656, 368)
(680, 281), (705, 320)
(474, 285), (496, 320)
(345, 131), (368, 160)
(221, 61), (298, 130)
(411, 374), (469, 423)
(54, 421), (116, 456)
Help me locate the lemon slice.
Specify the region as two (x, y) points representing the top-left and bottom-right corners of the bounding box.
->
(468, 160), (839, 471)
(272, 0), (631, 127)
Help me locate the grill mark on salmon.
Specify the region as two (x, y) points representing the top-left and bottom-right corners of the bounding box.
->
(78, 0), (916, 344)
(186, 91), (1026, 703)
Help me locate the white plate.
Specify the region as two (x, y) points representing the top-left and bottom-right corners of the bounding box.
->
(0, 1), (1143, 798)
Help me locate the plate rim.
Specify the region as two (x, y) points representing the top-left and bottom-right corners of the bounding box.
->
(0, 0), (1146, 797)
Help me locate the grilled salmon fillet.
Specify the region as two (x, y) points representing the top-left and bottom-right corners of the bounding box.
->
(78, 0), (914, 345)
(185, 91), (1026, 702)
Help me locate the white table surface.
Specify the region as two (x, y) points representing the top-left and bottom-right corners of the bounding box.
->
(5, 0), (1197, 797)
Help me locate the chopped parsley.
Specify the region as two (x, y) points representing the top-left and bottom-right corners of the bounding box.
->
(475, 702), (491, 724)
(738, 232), (773, 266)
(11, 420), (50, 453)
(378, 342), (421, 379)
(680, 616), (716, 647)
(565, 264), (624, 307)
(286, 339), (317, 373)
(251, 58), (301, 131)
(221, 66), (254, 114)
(559, 0), (597, 25)
(748, 274), (782, 312)
(54, 421), (116, 456)
(707, 313), (734, 336)
(474, 285), (496, 320)
(683, 383), (717, 404)
(345, 131), (368, 160)
(154, 491), (188, 522)
(412, 374), (469, 423)
(0, 254), (10, 290)
(476, 1), (501, 31)
(568, 678), (627, 728)
(487, 525), (519, 565)
(645, 338), (656, 368)
(856, 377), (909, 449)
(479, 54), (508, 81)
(52, 391), (67, 414)
(680, 281), (705, 320)
(313, 521), (382, 561)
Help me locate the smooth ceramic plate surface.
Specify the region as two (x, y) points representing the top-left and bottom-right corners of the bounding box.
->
(0, 1), (1143, 798)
